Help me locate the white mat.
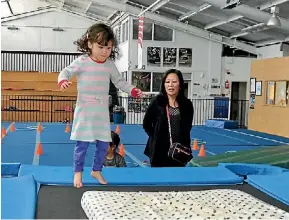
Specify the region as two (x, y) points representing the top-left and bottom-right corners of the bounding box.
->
(81, 189), (289, 220)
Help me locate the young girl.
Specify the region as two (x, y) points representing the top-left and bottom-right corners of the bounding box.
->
(58, 23), (142, 188)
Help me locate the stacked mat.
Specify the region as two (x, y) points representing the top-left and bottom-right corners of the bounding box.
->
(190, 145), (289, 169)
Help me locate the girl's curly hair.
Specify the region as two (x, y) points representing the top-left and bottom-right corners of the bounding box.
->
(74, 23), (119, 60)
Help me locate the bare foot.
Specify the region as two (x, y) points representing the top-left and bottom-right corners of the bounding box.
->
(91, 171), (107, 185)
(74, 172), (83, 188)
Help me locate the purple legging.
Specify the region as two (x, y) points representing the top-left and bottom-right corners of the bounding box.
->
(73, 140), (108, 172)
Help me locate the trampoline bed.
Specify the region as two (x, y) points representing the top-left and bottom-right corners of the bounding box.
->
(37, 184), (289, 219)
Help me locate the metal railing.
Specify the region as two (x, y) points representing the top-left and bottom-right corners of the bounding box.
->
(1, 95), (249, 127)
(1, 50), (81, 72)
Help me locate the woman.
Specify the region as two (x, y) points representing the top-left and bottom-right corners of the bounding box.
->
(143, 69), (194, 167)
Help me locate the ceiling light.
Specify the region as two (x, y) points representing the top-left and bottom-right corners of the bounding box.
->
(267, 13), (281, 27)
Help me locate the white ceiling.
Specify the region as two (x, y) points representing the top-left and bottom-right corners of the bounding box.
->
(2, 0), (289, 53)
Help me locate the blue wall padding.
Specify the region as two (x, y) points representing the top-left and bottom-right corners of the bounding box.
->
(1, 163), (21, 177)
(1, 175), (37, 219)
(18, 165), (243, 186)
(205, 119), (239, 129)
(218, 163), (287, 176)
(246, 172), (289, 206)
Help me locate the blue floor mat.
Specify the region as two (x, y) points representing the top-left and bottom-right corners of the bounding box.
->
(237, 129), (289, 144)
(38, 143), (94, 166)
(199, 126), (289, 146)
(2, 142), (36, 164)
(18, 165), (243, 186)
(124, 145), (148, 162)
(1, 126), (37, 144)
(1, 175), (37, 219)
(191, 127), (255, 146)
(247, 172), (289, 206)
(204, 145), (261, 155)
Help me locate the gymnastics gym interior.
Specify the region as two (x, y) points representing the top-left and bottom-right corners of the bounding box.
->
(1, 0), (289, 219)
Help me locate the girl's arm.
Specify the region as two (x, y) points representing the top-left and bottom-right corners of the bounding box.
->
(109, 61), (136, 96)
(58, 57), (82, 87)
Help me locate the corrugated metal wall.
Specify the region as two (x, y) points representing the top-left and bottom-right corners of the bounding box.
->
(1, 50), (81, 72)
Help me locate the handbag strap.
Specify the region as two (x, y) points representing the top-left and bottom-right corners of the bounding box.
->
(166, 105), (173, 146)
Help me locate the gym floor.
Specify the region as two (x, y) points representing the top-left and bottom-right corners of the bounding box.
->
(2, 122), (289, 167)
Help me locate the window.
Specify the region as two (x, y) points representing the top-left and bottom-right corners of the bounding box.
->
(132, 71), (151, 92)
(132, 19), (173, 41)
(114, 27), (120, 44)
(132, 19), (152, 40)
(121, 71), (128, 82)
(153, 24), (173, 41)
(152, 72), (163, 92)
(121, 20), (129, 43)
(266, 81), (289, 106)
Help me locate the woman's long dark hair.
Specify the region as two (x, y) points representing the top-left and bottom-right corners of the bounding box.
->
(159, 69), (187, 105)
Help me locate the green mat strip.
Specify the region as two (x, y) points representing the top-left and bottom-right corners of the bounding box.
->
(190, 145), (289, 169)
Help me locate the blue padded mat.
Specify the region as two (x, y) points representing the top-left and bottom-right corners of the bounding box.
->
(1, 163), (21, 177)
(218, 163), (288, 176)
(246, 172), (289, 206)
(1, 175), (37, 219)
(18, 165), (243, 186)
(205, 119), (238, 129)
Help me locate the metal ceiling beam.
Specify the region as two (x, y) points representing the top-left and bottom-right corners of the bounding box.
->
(222, 4), (289, 31)
(1, 6), (57, 22)
(204, 0), (289, 30)
(149, 0), (171, 12)
(91, 0), (257, 54)
(138, 0), (170, 16)
(255, 36), (289, 46)
(107, 0), (128, 20)
(230, 26), (286, 40)
(178, 3), (211, 21)
(59, 8), (108, 22)
(84, 1), (92, 13)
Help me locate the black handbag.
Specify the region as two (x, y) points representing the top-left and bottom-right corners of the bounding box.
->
(166, 105), (193, 165)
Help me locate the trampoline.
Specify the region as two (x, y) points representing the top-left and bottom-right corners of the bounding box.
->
(2, 163), (289, 219)
(38, 184), (289, 219)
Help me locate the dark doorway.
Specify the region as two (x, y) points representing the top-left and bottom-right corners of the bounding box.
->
(230, 82), (247, 128)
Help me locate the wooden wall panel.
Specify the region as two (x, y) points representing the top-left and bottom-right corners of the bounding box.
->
(1, 71), (77, 122)
(248, 56), (289, 138)
(1, 71), (77, 96)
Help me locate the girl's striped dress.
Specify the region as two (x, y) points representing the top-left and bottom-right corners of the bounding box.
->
(58, 55), (134, 142)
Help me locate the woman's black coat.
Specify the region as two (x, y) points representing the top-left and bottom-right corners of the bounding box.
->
(142, 94), (194, 166)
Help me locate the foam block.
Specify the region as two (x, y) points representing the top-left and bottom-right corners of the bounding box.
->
(1, 163), (21, 177)
(1, 175), (37, 219)
(18, 165), (243, 186)
(205, 119), (238, 129)
(246, 172), (289, 206)
(218, 163), (287, 176)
